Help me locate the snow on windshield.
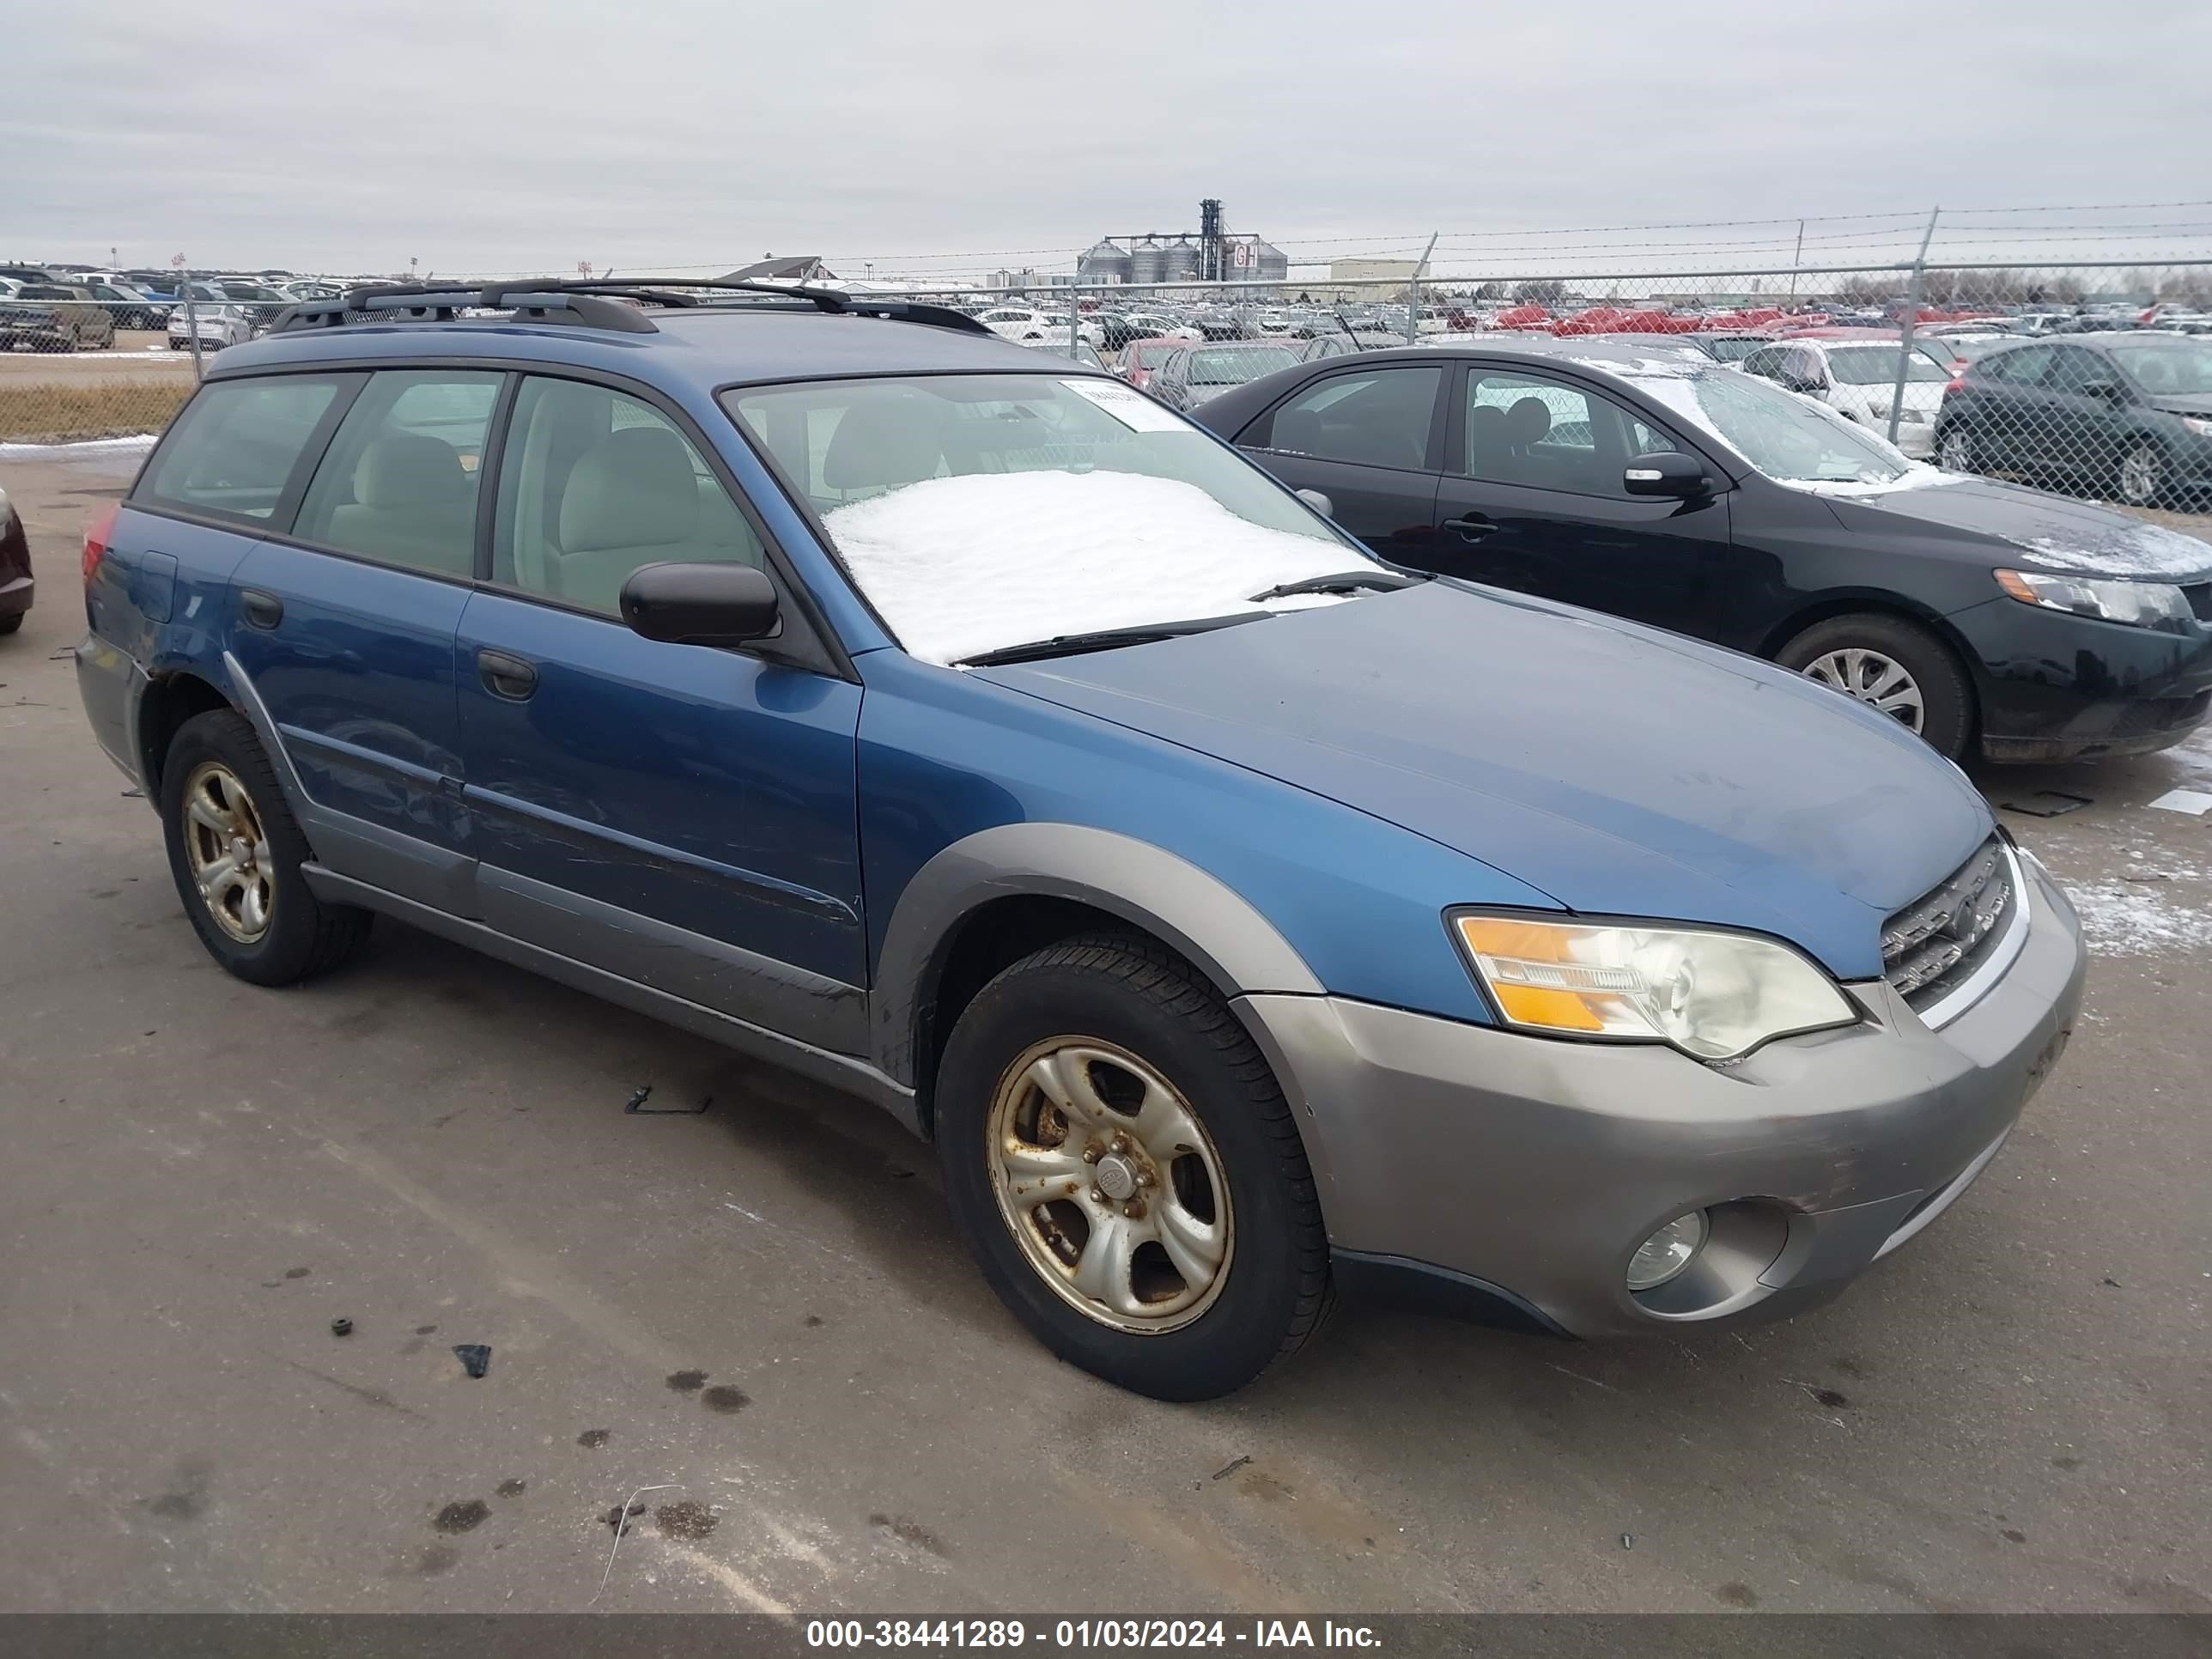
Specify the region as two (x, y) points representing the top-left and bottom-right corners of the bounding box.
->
(1616, 362), (1950, 493)
(823, 471), (1356, 666)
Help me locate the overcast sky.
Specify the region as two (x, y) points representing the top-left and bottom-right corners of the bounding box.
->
(9, 0), (2210, 279)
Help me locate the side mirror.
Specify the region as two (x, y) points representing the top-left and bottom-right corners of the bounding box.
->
(2078, 379), (2123, 403)
(1624, 453), (1710, 499)
(1295, 488), (1335, 519)
(620, 562), (781, 647)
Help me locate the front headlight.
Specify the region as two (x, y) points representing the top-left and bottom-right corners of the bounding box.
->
(1995, 568), (2192, 629)
(1450, 914), (1857, 1061)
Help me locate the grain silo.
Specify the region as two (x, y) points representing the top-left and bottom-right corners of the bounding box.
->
(1078, 240), (1132, 285)
(1161, 237), (1201, 284)
(1128, 237), (1165, 288)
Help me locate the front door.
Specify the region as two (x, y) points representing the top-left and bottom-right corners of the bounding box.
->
(1419, 363), (1740, 644)
(1235, 362), (1445, 558)
(454, 373), (867, 1053)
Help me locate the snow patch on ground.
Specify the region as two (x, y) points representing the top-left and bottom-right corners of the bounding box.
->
(2058, 847), (2212, 958)
(2064, 879), (2212, 957)
(0, 433), (158, 459)
(822, 471), (1357, 666)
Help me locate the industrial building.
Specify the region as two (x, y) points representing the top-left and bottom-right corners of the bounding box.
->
(1075, 200), (1290, 290)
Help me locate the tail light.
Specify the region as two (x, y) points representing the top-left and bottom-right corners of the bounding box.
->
(1944, 376), (1965, 396)
(82, 501), (119, 586)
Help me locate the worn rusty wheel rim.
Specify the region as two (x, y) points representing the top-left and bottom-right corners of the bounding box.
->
(987, 1036), (1234, 1335)
(182, 761), (275, 944)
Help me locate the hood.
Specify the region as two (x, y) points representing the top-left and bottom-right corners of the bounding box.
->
(975, 581), (1991, 981)
(1826, 475), (2212, 579)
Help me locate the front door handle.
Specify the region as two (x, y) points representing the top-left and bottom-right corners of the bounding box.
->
(477, 648), (538, 701)
(240, 589), (283, 629)
(1440, 514), (1498, 541)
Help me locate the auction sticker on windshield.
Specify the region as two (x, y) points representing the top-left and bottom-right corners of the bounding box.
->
(1061, 378), (1189, 432)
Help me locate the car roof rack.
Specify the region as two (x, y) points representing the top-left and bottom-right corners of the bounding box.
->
(268, 277), (993, 338)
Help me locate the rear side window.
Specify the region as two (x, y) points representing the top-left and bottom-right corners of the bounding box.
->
(293, 370), (504, 577)
(135, 377), (348, 525)
(1255, 366), (1441, 470)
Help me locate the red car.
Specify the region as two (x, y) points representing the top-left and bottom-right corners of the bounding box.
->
(1117, 337), (1185, 390)
(0, 484), (31, 635)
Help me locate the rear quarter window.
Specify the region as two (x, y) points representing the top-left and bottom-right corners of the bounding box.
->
(134, 375), (352, 526)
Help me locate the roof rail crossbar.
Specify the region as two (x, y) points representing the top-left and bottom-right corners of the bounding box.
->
(266, 276), (991, 338)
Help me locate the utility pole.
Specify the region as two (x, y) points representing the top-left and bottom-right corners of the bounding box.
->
(1887, 206), (1941, 448)
(1405, 232), (1437, 345)
(1788, 220), (1804, 300)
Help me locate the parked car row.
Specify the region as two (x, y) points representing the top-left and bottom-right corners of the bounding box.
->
(69, 278), (2092, 1401)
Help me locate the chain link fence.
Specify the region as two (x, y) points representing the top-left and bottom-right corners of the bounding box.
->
(5, 263), (2209, 534)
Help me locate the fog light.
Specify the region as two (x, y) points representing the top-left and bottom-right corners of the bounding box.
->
(1626, 1211), (1709, 1291)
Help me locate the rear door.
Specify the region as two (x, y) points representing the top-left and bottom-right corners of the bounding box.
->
(2030, 344), (2131, 482)
(1422, 362), (1739, 642)
(453, 372), (867, 1051)
(1968, 343), (2055, 471)
(226, 366), (506, 910)
(1233, 362), (1444, 557)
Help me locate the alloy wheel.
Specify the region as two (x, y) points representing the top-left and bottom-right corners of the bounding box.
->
(1802, 647), (1925, 732)
(1938, 429), (1975, 473)
(2118, 446), (2162, 507)
(181, 761), (276, 943)
(987, 1036), (1232, 1334)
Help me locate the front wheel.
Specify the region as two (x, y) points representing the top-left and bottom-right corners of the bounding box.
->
(936, 935), (1332, 1400)
(160, 708), (372, 984)
(1777, 612), (1975, 763)
(2116, 441), (2166, 508)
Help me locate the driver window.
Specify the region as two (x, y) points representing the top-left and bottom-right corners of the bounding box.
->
(1463, 371), (1668, 498)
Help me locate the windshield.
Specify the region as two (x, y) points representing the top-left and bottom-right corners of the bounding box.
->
(1826, 345), (1950, 385)
(1631, 368), (1912, 485)
(1188, 345), (1299, 385)
(725, 374), (1361, 666)
(2110, 340), (2212, 395)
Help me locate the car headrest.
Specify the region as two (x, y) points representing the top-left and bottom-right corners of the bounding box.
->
(822, 397), (945, 490)
(1467, 403), (1510, 453)
(354, 434), (469, 509)
(1504, 396), (1553, 446)
(1273, 406), (1324, 453)
(559, 427), (699, 553)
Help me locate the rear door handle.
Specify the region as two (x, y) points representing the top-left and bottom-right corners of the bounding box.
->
(1440, 515), (1498, 541)
(477, 648), (538, 701)
(240, 589), (283, 629)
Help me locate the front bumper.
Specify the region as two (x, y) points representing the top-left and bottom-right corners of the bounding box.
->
(0, 572), (30, 621)
(1238, 859), (2086, 1338)
(1952, 594), (2212, 762)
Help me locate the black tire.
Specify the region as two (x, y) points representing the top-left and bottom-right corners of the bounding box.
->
(160, 708), (371, 985)
(1777, 612), (1976, 763)
(0, 613), (21, 635)
(935, 933), (1332, 1401)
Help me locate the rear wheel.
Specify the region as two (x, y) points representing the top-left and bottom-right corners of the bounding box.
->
(935, 934), (1332, 1400)
(1936, 425), (1978, 474)
(0, 614), (22, 635)
(1778, 613), (1975, 763)
(160, 709), (371, 985)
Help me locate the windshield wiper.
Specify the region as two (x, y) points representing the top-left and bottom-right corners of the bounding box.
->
(1248, 569), (1425, 601)
(957, 611), (1275, 668)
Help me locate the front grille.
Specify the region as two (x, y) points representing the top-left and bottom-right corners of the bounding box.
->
(1882, 836), (2018, 1011)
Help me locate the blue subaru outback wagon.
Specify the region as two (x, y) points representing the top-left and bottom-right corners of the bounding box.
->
(75, 280), (2086, 1399)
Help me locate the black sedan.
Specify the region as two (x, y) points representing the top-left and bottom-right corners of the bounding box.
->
(1935, 331), (2212, 508)
(0, 484), (32, 636)
(1192, 339), (2212, 763)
